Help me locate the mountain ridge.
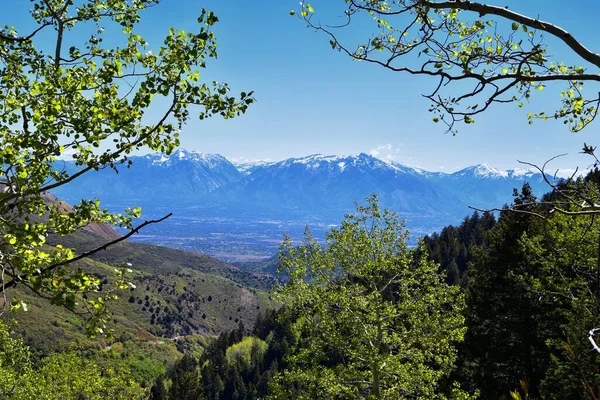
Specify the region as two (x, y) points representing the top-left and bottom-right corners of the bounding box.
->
(52, 149), (553, 216)
(48, 149), (563, 261)
(232, 153), (541, 178)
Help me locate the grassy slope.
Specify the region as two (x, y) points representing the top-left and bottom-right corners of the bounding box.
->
(2, 229), (276, 383)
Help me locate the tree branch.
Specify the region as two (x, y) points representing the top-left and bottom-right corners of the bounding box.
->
(420, 0), (600, 68)
(0, 23), (52, 43)
(3, 212), (173, 290)
(0, 90), (178, 208)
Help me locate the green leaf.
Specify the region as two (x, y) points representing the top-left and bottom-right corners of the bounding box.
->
(0, 1), (254, 338)
(274, 196), (467, 399)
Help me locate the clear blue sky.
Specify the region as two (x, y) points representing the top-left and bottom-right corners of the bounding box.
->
(4, 1), (600, 172)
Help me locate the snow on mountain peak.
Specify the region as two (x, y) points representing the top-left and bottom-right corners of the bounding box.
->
(291, 154), (345, 165)
(152, 154), (170, 165)
(143, 150), (546, 182)
(453, 163), (508, 179)
(508, 167), (537, 178)
(176, 148), (189, 160)
(238, 153), (432, 176)
(474, 163), (508, 178)
(275, 154), (351, 171)
(144, 148), (230, 168)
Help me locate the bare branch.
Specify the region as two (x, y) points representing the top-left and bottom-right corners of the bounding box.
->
(589, 328), (600, 354)
(468, 205), (547, 220)
(3, 213), (173, 290)
(0, 23), (52, 43)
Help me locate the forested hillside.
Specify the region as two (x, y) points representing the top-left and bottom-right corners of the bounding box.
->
(158, 170), (600, 399)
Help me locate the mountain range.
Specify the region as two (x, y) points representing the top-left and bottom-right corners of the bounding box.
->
(53, 148), (551, 218)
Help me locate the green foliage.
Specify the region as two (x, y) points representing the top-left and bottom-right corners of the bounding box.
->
(424, 175), (600, 398)
(0, 320), (146, 399)
(459, 184), (553, 397)
(518, 198), (600, 399)
(0, 0), (253, 335)
(272, 195), (471, 399)
(0, 321), (32, 398)
(226, 336), (268, 368)
(293, 1), (600, 133)
(418, 211), (496, 285)
(194, 310), (293, 400)
(1, 229), (273, 386)
(167, 354), (204, 400)
(19, 352), (146, 400)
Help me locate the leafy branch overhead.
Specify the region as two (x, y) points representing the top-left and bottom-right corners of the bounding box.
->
(293, 1), (600, 133)
(0, 0), (253, 335)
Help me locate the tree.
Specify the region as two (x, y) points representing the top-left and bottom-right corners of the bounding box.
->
(0, 321), (32, 399)
(436, 179), (600, 398)
(417, 211), (496, 285)
(0, 1), (253, 335)
(291, 1), (600, 371)
(168, 354), (204, 400)
(194, 309), (294, 400)
(460, 185), (554, 397)
(292, 1), (599, 134)
(271, 195), (472, 399)
(519, 186), (600, 399)
(0, 320), (146, 399)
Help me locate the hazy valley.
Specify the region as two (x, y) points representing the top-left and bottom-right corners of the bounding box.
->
(54, 148), (552, 262)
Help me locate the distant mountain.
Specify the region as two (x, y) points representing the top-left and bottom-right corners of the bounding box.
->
(433, 163), (544, 210)
(220, 154), (549, 217)
(53, 148), (243, 203)
(218, 153), (464, 217)
(52, 149), (551, 222)
(48, 149), (557, 261)
(235, 160), (274, 176)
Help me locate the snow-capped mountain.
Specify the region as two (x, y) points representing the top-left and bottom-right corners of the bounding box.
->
(212, 153), (549, 217)
(507, 168), (539, 179)
(452, 163), (510, 179)
(146, 148), (230, 168)
(450, 163), (540, 180)
(234, 160), (276, 176)
(52, 148), (243, 202)
(51, 149), (551, 219)
(214, 153), (453, 215)
(237, 153), (430, 177)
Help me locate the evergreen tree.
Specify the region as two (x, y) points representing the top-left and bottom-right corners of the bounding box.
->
(168, 354), (203, 400)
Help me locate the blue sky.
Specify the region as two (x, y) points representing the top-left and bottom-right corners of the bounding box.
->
(5, 1), (600, 172)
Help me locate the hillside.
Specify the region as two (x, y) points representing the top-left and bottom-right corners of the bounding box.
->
(3, 210), (276, 383)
